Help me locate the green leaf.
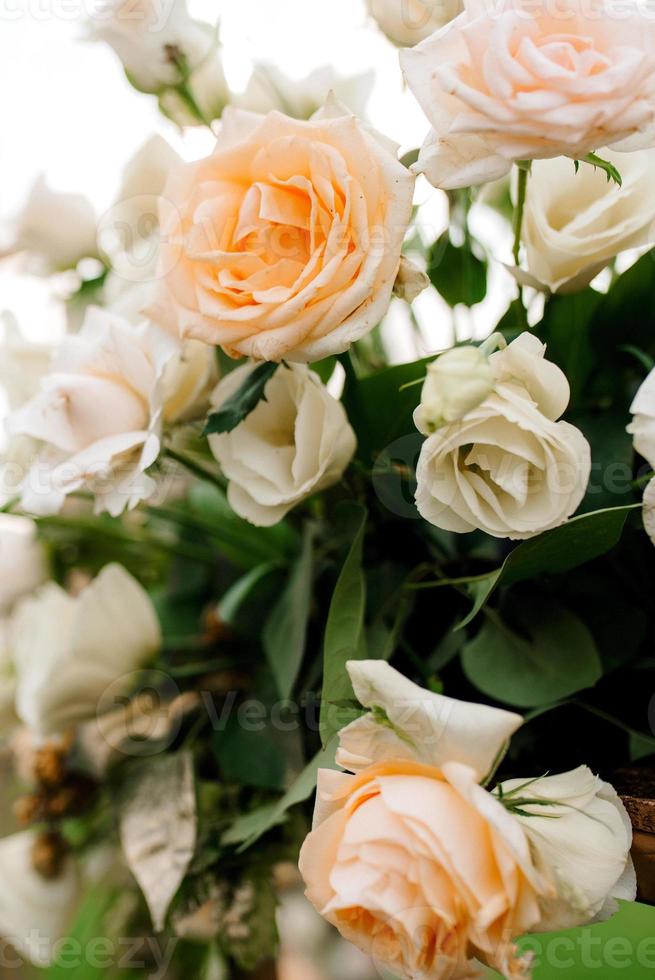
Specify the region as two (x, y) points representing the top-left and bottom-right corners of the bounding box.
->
(188, 483), (296, 569)
(263, 524), (315, 699)
(343, 358), (430, 463)
(218, 563), (282, 627)
(537, 289), (602, 404)
(462, 599), (602, 708)
(45, 885), (123, 980)
(213, 718), (287, 791)
(222, 739), (338, 852)
(203, 362), (279, 436)
(457, 504), (638, 629)
(320, 504), (368, 746)
(428, 233), (487, 307)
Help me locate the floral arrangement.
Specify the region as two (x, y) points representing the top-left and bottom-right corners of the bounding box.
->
(2, 0), (655, 977)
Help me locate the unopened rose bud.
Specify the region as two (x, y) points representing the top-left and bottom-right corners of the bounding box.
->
(414, 345), (494, 434)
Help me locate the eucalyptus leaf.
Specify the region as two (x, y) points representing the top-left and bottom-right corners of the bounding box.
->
(457, 504), (638, 629)
(203, 362), (279, 436)
(264, 524), (315, 699)
(320, 504), (368, 746)
(462, 599), (602, 708)
(119, 753), (197, 932)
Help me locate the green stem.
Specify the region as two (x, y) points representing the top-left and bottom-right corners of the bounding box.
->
(165, 447), (224, 488)
(512, 164), (529, 266)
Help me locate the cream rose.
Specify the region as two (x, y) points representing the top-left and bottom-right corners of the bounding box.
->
(0, 832), (80, 967)
(627, 368), (655, 544)
(415, 344), (494, 433)
(520, 148), (655, 293)
(497, 768), (636, 932)
(10, 563), (161, 737)
(299, 661), (633, 980)
(151, 97), (416, 362)
(367, 0), (462, 47)
(401, 0), (655, 190)
(415, 334), (591, 539)
(208, 363), (356, 527)
(8, 307), (177, 517)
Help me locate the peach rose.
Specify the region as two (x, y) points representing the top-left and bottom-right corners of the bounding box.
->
(152, 98), (416, 362)
(401, 0), (655, 190)
(300, 662), (547, 979)
(300, 662), (634, 980)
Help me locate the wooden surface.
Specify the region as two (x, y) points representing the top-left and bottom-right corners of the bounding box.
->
(615, 767), (655, 904)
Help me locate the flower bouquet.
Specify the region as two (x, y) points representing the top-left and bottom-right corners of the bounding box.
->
(1, 0), (655, 978)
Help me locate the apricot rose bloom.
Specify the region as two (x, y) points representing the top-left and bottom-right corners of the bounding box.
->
(300, 662), (541, 979)
(401, 0), (655, 190)
(152, 98), (416, 362)
(299, 662), (634, 980)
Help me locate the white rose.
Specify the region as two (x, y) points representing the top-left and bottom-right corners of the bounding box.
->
(415, 333), (591, 539)
(8, 307), (176, 518)
(10, 563), (161, 737)
(415, 344), (494, 434)
(88, 0), (216, 94)
(0, 832), (80, 966)
(238, 64), (375, 120)
(10, 176), (97, 275)
(0, 514), (47, 614)
(520, 149), (655, 294)
(367, 0), (462, 47)
(208, 363), (356, 527)
(497, 767), (635, 932)
(338, 659), (524, 781)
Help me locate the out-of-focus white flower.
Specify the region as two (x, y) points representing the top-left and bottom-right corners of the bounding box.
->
(10, 563), (161, 737)
(237, 64), (375, 120)
(208, 363), (356, 526)
(0, 832), (80, 966)
(0, 514), (47, 614)
(0, 621), (17, 733)
(98, 134), (181, 286)
(158, 47), (230, 126)
(497, 767), (636, 932)
(9, 176), (98, 275)
(519, 149), (655, 293)
(88, 0), (215, 92)
(0, 316), (55, 506)
(415, 345), (494, 433)
(367, 0), (462, 47)
(8, 307), (176, 517)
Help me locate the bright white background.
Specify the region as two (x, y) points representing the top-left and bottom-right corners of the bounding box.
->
(0, 0), (513, 352)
